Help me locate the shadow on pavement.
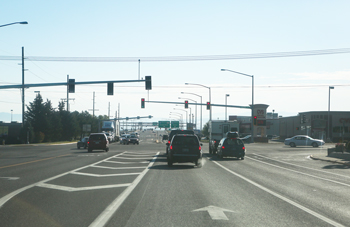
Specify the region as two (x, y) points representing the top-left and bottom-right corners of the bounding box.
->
(322, 164), (350, 169)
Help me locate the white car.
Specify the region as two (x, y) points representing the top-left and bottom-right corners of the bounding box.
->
(284, 135), (325, 147)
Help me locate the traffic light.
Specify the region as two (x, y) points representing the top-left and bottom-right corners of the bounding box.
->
(206, 102), (210, 110)
(68, 79), (75, 93)
(253, 116), (257, 125)
(145, 76), (152, 90)
(185, 100), (188, 108)
(141, 98), (145, 108)
(107, 82), (113, 95)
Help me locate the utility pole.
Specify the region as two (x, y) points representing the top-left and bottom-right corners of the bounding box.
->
(88, 91), (99, 118)
(108, 102), (110, 119)
(22, 47), (25, 125)
(67, 75), (69, 111)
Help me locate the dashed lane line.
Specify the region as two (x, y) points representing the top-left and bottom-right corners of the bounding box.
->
(37, 182), (132, 192)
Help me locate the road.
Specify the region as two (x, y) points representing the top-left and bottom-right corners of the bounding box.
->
(0, 134), (349, 226)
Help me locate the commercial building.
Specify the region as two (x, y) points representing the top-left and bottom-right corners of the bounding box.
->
(279, 111), (350, 142)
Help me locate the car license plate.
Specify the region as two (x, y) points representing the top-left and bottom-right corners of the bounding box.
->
(182, 148), (189, 152)
(95, 141), (100, 144)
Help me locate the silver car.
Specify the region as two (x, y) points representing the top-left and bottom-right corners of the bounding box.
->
(284, 135), (325, 147)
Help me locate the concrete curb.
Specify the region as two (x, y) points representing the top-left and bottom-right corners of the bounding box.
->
(310, 155), (350, 166)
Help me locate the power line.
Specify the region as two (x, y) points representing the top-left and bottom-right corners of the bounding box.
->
(0, 48), (350, 62)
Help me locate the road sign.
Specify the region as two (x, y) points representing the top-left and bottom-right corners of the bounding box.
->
(158, 121), (170, 128)
(171, 121), (179, 128)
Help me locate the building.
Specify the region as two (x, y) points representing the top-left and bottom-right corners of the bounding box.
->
(279, 111), (350, 142)
(0, 121), (22, 144)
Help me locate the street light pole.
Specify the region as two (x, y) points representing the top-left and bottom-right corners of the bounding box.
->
(328, 86), (334, 142)
(221, 69), (254, 143)
(225, 94), (230, 121)
(0, 21), (28, 28)
(179, 97), (197, 129)
(174, 108), (188, 128)
(181, 92), (202, 130)
(185, 83), (211, 122)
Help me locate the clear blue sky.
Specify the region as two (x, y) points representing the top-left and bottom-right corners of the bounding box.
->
(1, 0), (350, 127)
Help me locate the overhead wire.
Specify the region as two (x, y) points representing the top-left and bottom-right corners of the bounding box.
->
(0, 48), (350, 62)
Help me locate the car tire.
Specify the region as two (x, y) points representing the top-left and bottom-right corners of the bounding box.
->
(105, 148), (109, 152)
(241, 156), (245, 160)
(88, 149), (92, 153)
(290, 142), (296, 147)
(195, 159), (202, 167)
(167, 160), (173, 166)
(209, 147), (212, 154)
(77, 146), (80, 149)
(312, 142), (318, 148)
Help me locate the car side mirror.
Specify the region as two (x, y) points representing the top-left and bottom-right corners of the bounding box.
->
(200, 143), (203, 146)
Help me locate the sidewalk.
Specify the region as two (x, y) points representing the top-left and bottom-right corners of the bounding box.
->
(310, 151), (350, 166)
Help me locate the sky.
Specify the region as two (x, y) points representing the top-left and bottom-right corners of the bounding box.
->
(1, 0), (350, 128)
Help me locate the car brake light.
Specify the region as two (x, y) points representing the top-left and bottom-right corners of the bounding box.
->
(222, 146), (225, 149)
(199, 146), (201, 151)
(214, 141), (216, 143)
(167, 141), (170, 144)
(242, 147), (245, 150)
(170, 145), (173, 150)
(87, 141), (89, 144)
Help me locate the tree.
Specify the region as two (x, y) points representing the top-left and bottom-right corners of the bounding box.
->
(202, 121), (209, 137)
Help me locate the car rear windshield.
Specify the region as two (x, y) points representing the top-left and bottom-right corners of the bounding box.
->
(89, 134), (106, 140)
(172, 136), (199, 146)
(224, 138), (244, 146)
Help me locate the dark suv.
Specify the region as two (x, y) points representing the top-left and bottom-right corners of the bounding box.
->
(166, 129), (194, 154)
(87, 133), (109, 152)
(167, 134), (202, 167)
(217, 137), (245, 160)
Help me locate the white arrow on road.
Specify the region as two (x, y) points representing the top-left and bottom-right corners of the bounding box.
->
(192, 205), (235, 220)
(0, 177), (20, 180)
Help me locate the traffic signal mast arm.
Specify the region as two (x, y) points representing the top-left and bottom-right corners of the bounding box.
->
(145, 100), (250, 109)
(0, 79), (147, 89)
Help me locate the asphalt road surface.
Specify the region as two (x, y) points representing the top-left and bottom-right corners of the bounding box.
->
(0, 135), (349, 227)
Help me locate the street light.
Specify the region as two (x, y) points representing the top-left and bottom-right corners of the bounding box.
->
(174, 108), (188, 128)
(0, 21), (28, 28)
(179, 97), (197, 129)
(221, 69), (254, 142)
(225, 94), (230, 121)
(181, 92), (203, 130)
(328, 86), (335, 142)
(185, 83), (211, 123)
(170, 112), (183, 128)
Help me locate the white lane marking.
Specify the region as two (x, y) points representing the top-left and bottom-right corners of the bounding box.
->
(71, 172), (141, 177)
(112, 157), (150, 160)
(124, 152), (156, 155)
(0, 177), (20, 180)
(104, 160), (149, 164)
(192, 205), (234, 220)
(247, 156), (350, 187)
(252, 153), (350, 179)
(213, 161), (345, 227)
(37, 182), (131, 192)
(0, 152), (126, 208)
(89, 152), (160, 227)
(121, 154), (155, 157)
(91, 166), (146, 170)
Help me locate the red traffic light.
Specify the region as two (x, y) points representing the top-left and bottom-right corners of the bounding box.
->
(185, 100), (188, 109)
(141, 98), (145, 108)
(206, 102), (210, 110)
